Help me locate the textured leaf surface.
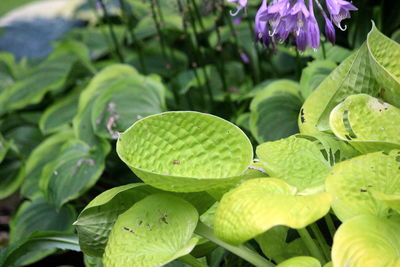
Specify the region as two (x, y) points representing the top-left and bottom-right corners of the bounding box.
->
(367, 24), (400, 106)
(117, 111), (253, 192)
(75, 183), (159, 257)
(332, 215), (400, 267)
(277, 256), (320, 267)
(325, 150), (400, 221)
(299, 43), (380, 134)
(256, 135), (331, 190)
(214, 178), (331, 245)
(103, 194), (198, 267)
(91, 75), (165, 139)
(0, 232), (80, 267)
(9, 197), (76, 243)
(40, 139), (110, 208)
(20, 130), (75, 198)
(300, 60), (336, 99)
(250, 80), (303, 143)
(329, 94), (400, 153)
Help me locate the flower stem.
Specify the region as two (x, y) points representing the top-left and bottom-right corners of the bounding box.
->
(194, 222), (275, 267)
(297, 228), (325, 264)
(178, 254), (208, 267)
(309, 224), (331, 261)
(324, 213), (336, 239)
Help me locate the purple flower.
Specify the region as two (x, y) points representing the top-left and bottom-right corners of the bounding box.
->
(306, 0), (320, 50)
(324, 13), (336, 44)
(326, 0), (357, 30)
(255, 0), (271, 46)
(227, 0), (248, 16)
(240, 51), (250, 63)
(287, 0), (310, 51)
(261, 0), (291, 37)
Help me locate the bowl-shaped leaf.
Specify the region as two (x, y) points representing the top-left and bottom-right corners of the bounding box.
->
(117, 111), (253, 192)
(277, 256), (321, 267)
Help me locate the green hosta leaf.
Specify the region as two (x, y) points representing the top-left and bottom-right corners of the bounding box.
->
(367, 23), (400, 106)
(250, 80), (303, 143)
(299, 43), (380, 134)
(0, 48), (76, 115)
(9, 196), (76, 243)
(300, 60), (337, 99)
(332, 215), (400, 266)
(103, 194), (199, 267)
(371, 191), (400, 213)
(20, 130), (75, 198)
(256, 135), (331, 191)
(117, 111), (253, 192)
(0, 158), (24, 199)
(4, 125), (43, 156)
(84, 254), (103, 267)
(39, 85), (82, 134)
(277, 256), (321, 267)
(325, 150), (400, 221)
(91, 75), (165, 139)
(214, 178), (331, 245)
(0, 133), (9, 164)
(40, 139), (110, 208)
(304, 43), (351, 63)
(329, 94), (400, 153)
(75, 183), (160, 257)
(0, 232), (80, 267)
(73, 64), (140, 146)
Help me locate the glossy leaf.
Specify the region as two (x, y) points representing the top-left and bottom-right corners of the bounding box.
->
(332, 215), (400, 266)
(117, 111), (253, 192)
(256, 135), (331, 191)
(250, 80), (303, 143)
(367, 23), (400, 106)
(299, 43), (380, 134)
(40, 139), (110, 208)
(103, 194), (199, 267)
(329, 94), (400, 153)
(9, 197), (76, 243)
(325, 150), (400, 221)
(214, 178), (331, 245)
(74, 183), (160, 257)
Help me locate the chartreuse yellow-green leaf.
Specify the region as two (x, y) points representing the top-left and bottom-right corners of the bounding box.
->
(332, 215), (400, 267)
(277, 256), (321, 267)
(367, 23), (400, 106)
(103, 194), (199, 267)
(325, 150), (400, 222)
(117, 111), (253, 192)
(371, 191), (400, 213)
(299, 43), (379, 134)
(256, 135), (331, 191)
(214, 178), (331, 245)
(74, 183), (160, 257)
(329, 94), (400, 153)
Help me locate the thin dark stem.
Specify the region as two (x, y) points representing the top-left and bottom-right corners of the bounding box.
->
(297, 228), (326, 264)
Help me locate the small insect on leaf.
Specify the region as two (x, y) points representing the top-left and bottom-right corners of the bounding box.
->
(123, 227), (135, 234)
(172, 160), (180, 165)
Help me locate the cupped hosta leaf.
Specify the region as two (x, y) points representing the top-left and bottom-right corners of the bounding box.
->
(74, 183), (160, 257)
(329, 94), (400, 153)
(256, 135), (331, 190)
(300, 60), (337, 99)
(40, 139), (110, 208)
(91, 75), (165, 139)
(9, 196), (76, 243)
(20, 130), (75, 198)
(299, 43), (380, 134)
(117, 111), (253, 192)
(277, 256), (321, 267)
(39, 84), (82, 134)
(332, 215), (400, 267)
(325, 150), (400, 221)
(103, 194), (199, 267)
(367, 23), (400, 106)
(73, 64), (140, 146)
(250, 80), (303, 143)
(371, 191), (400, 213)
(0, 232), (80, 267)
(214, 178), (331, 245)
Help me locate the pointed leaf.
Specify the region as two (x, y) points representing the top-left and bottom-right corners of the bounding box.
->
(332, 215), (400, 266)
(117, 111), (253, 192)
(256, 135), (331, 190)
(214, 178), (331, 245)
(367, 23), (400, 106)
(299, 43), (380, 134)
(325, 150), (400, 221)
(103, 194), (199, 267)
